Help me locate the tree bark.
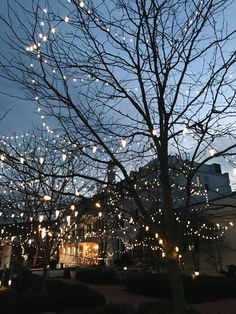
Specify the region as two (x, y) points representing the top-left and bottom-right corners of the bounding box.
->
(166, 255), (187, 314)
(41, 265), (48, 295)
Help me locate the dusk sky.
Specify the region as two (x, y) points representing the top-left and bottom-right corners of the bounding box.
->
(0, 0), (236, 188)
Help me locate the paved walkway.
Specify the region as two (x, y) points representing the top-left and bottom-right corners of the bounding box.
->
(63, 279), (236, 314)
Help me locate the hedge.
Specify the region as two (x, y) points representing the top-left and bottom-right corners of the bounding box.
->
(0, 275), (105, 314)
(125, 272), (236, 303)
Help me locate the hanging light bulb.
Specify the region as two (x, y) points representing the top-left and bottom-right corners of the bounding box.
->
(183, 127), (188, 136)
(121, 138), (126, 148)
(75, 211), (78, 217)
(64, 16), (69, 23)
(62, 153), (67, 161)
(95, 202), (101, 208)
(51, 27), (56, 33)
(20, 157), (25, 164)
(92, 146), (97, 153)
(145, 226), (149, 231)
(66, 215), (71, 225)
(70, 204), (75, 210)
(39, 157), (44, 165)
(39, 215), (44, 223)
(98, 211), (102, 217)
(152, 129), (157, 136)
(43, 195), (51, 201)
(209, 148), (215, 156)
(55, 210), (60, 219)
(41, 228), (46, 239)
(79, 1), (85, 7)
(0, 155), (5, 161)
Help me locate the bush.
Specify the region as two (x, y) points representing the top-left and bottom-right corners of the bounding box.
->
(138, 301), (200, 314)
(125, 272), (236, 303)
(0, 277), (105, 314)
(76, 267), (117, 285)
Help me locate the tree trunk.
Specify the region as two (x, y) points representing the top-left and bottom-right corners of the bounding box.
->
(166, 256), (187, 314)
(41, 265), (48, 295)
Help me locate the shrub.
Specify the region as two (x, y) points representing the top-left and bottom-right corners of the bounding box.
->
(0, 277), (105, 314)
(125, 272), (236, 303)
(76, 267), (117, 285)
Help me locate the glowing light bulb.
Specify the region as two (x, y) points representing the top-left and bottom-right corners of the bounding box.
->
(41, 228), (46, 239)
(64, 16), (69, 23)
(92, 146), (97, 153)
(39, 215), (44, 222)
(79, 1), (85, 8)
(51, 27), (56, 33)
(95, 202), (101, 208)
(121, 138), (126, 148)
(98, 211), (102, 217)
(152, 129), (157, 136)
(43, 195), (51, 201)
(20, 157), (25, 164)
(209, 148), (215, 156)
(183, 127), (188, 135)
(66, 215), (71, 225)
(70, 204), (75, 210)
(39, 157), (44, 165)
(145, 226), (149, 231)
(62, 153), (67, 161)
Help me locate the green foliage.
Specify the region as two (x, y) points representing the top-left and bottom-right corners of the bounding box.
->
(76, 267), (117, 285)
(0, 276), (105, 314)
(125, 272), (236, 303)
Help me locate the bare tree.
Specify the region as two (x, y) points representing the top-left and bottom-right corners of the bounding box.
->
(1, 0), (236, 312)
(0, 132), (97, 293)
